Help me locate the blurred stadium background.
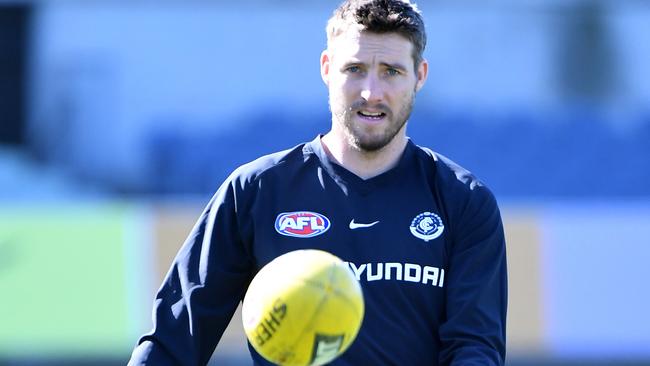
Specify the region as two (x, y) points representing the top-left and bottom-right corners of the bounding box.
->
(1, 0), (649, 365)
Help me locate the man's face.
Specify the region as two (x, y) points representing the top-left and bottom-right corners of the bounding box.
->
(321, 29), (428, 152)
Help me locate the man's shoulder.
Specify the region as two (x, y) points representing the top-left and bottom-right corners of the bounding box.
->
(412, 143), (498, 207)
(413, 143), (501, 223)
(227, 141), (312, 185)
(413, 145), (484, 190)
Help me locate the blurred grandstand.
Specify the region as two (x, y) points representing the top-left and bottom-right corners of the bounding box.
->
(143, 105), (650, 198)
(1, 1), (649, 365)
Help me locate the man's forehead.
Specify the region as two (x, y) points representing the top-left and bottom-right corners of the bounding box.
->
(329, 29), (414, 63)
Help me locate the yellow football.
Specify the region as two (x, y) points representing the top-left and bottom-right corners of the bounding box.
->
(242, 249), (365, 366)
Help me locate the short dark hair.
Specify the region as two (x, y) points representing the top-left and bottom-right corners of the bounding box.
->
(327, 0), (427, 68)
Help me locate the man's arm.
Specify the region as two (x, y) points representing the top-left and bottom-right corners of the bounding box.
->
(128, 179), (253, 366)
(438, 186), (508, 366)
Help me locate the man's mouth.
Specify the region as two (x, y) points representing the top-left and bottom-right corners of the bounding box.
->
(357, 110), (387, 120)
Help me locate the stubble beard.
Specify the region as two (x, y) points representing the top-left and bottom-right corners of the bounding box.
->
(330, 93), (415, 153)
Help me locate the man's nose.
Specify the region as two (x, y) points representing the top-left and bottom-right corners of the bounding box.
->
(360, 75), (383, 103)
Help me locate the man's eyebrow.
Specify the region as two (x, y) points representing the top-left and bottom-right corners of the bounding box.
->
(339, 61), (408, 71)
(381, 62), (407, 71)
(341, 61), (364, 67)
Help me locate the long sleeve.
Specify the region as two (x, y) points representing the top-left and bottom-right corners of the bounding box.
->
(128, 178), (254, 366)
(438, 186), (508, 366)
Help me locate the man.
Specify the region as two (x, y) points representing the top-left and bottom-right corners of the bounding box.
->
(129, 0), (507, 365)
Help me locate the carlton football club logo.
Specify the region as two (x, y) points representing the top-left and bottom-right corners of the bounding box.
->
(410, 212), (445, 242)
(275, 211), (331, 238)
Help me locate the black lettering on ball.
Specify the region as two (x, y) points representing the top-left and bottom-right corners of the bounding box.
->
(253, 299), (287, 347)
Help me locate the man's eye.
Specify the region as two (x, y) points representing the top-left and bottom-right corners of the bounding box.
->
(346, 66), (361, 73)
(386, 68), (400, 76)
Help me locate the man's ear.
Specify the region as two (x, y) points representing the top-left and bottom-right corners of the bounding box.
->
(415, 58), (428, 92)
(320, 50), (331, 86)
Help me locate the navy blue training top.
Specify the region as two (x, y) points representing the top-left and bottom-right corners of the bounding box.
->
(129, 135), (507, 366)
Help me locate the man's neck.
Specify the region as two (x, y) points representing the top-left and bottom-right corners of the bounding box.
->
(320, 132), (408, 180)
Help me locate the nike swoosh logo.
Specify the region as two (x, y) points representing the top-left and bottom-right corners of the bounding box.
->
(349, 219), (380, 229)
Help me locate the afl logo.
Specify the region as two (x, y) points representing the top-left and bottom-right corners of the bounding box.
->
(275, 211), (331, 238)
(410, 212), (444, 242)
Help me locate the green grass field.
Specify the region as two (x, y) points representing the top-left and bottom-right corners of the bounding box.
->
(0, 204), (132, 357)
